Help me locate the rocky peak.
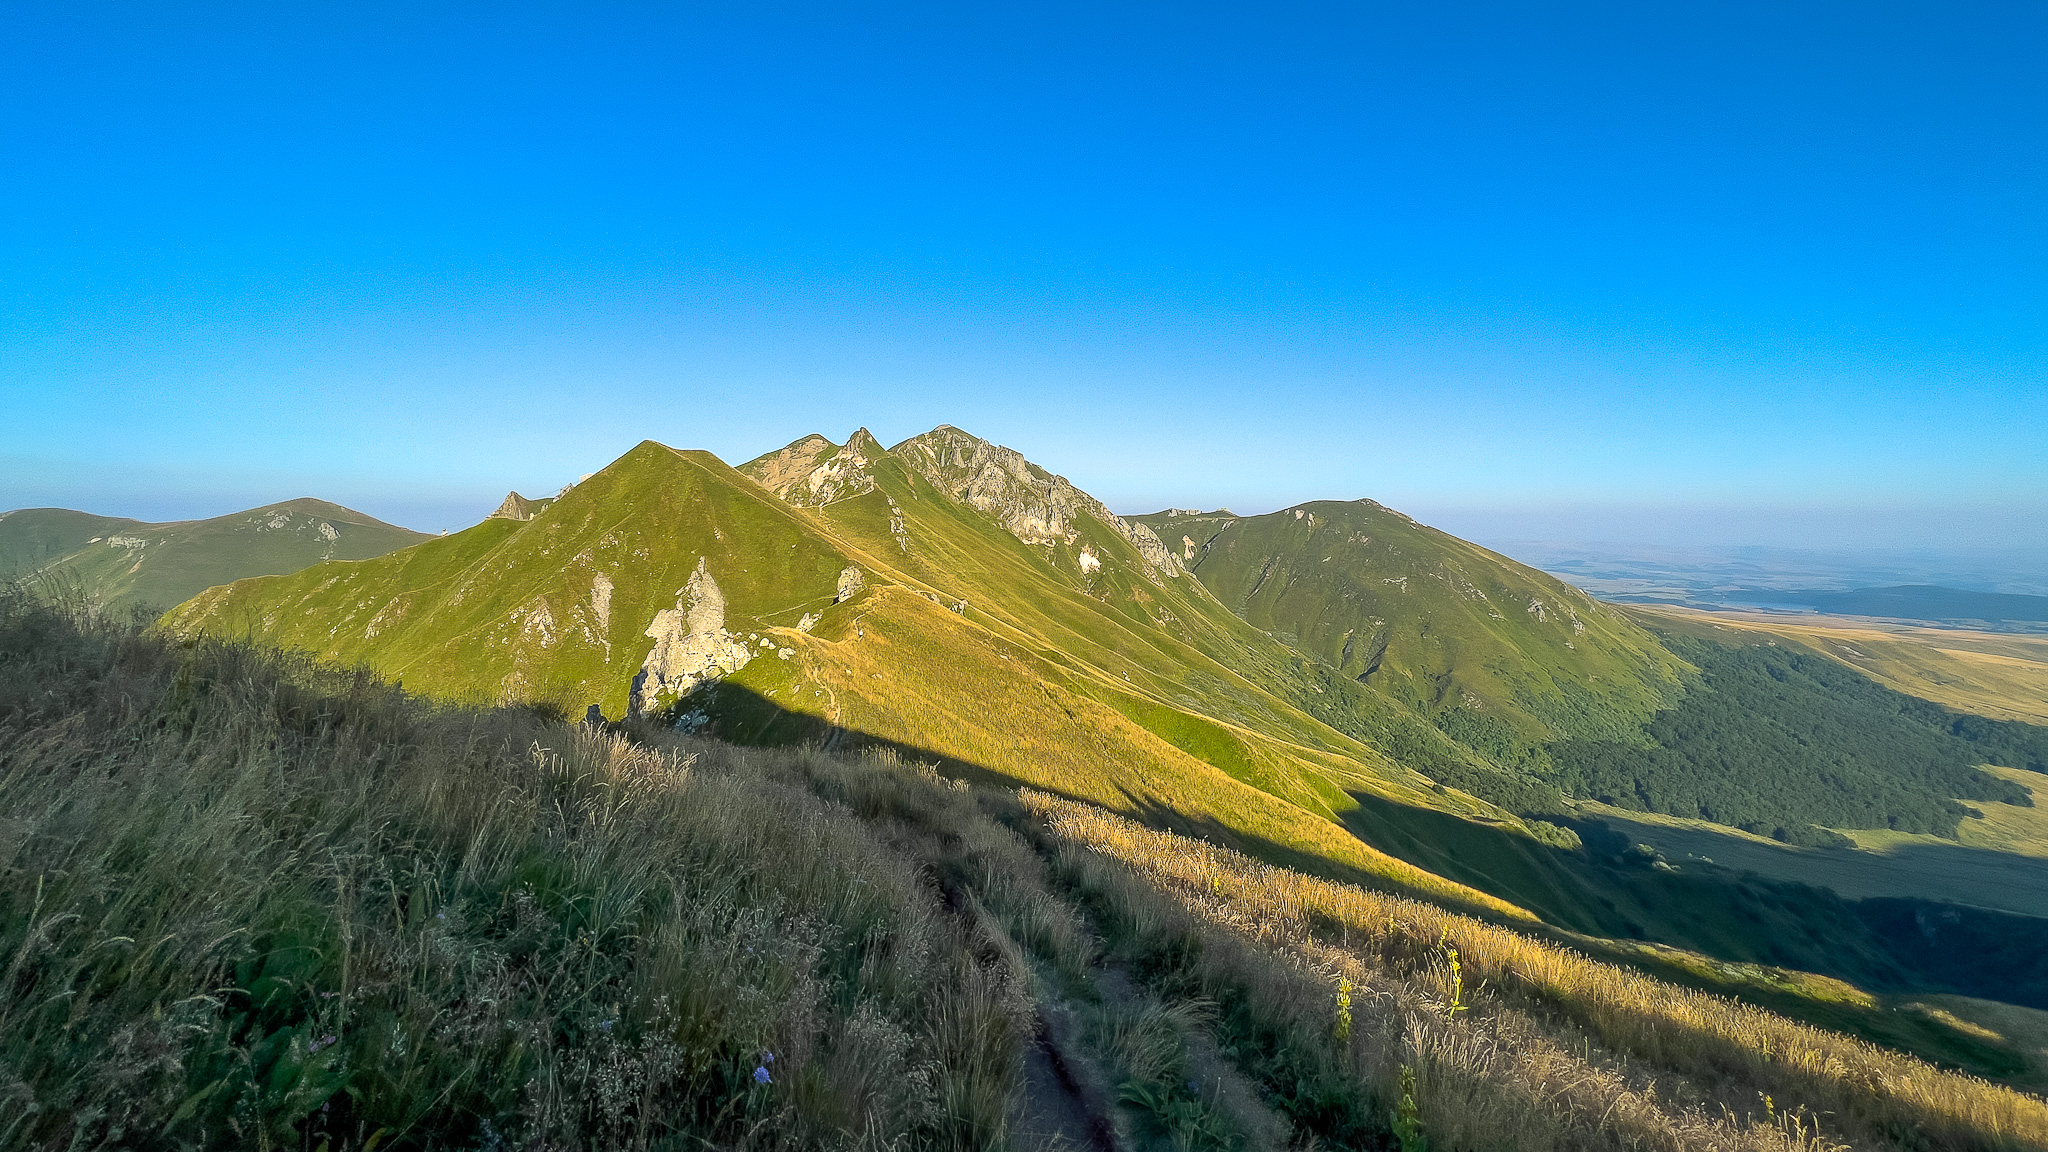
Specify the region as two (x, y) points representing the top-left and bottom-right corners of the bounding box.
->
(489, 492), (550, 522)
(739, 432), (879, 509)
(889, 425), (1182, 577)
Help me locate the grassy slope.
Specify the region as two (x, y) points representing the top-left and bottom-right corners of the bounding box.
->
(12, 597), (2048, 1151)
(164, 442), (1542, 923)
(166, 443), (855, 717)
(159, 433), (2048, 1015)
(0, 499), (428, 612)
(0, 508), (138, 571)
(1137, 503), (1690, 747)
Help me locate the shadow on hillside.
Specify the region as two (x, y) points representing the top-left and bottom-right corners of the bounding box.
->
(676, 682), (2048, 1029)
(1592, 808), (2048, 920)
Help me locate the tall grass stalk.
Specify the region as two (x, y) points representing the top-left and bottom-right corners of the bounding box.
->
(1026, 790), (2048, 1152)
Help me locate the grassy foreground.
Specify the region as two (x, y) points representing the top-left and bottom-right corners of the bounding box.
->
(4, 595), (2045, 1150)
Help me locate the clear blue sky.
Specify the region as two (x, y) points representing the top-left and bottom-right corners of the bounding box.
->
(2, 2), (2042, 549)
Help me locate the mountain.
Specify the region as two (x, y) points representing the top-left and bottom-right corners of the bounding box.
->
(16, 592), (2048, 1149)
(0, 499), (430, 612)
(165, 432), (1543, 919)
(1135, 503), (1691, 754)
(158, 427), (2048, 990)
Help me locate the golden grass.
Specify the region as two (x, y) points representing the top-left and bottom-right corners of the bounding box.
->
(1027, 791), (2048, 1151)
(752, 585), (1543, 924)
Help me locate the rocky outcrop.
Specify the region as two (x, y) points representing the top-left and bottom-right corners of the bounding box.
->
(890, 426), (1183, 577)
(835, 566), (864, 603)
(739, 431), (880, 508)
(631, 558), (754, 714)
(489, 492), (551, 522)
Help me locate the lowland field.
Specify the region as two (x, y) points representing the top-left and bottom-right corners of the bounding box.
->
(1628, 604), (2048, 726)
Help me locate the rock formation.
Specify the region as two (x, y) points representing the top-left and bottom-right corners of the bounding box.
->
(890, 426), (1183, 577)
(631, 558), (755, 714)
(489, 492), (551, 522)
(738, 431), (879, 508)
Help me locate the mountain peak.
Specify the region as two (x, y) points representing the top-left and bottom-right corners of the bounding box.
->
(739, 432), (878, 508)
(889, 426), (1182, 575)
(489, 492), (551, 522)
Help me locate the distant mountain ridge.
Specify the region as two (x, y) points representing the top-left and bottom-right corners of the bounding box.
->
(1726, 584), (2048, 624)
(0, 499), (429, 611)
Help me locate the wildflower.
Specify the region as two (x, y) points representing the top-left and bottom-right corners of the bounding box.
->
(761, 1050), (775, 1063)
(754, 1065), (772, 1085)
(598, 1019), (613, 1034)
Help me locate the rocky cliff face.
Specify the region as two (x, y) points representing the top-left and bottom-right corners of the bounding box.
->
(631, 557), (755, 714)
(489, 492), (552, 522)
(888, 426), (1183, 577)
(738, 432), (879, 508)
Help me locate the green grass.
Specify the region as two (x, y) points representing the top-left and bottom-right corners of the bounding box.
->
(0, 500), (427, 613)
(163, 435), (1568, 931)
(1135, 502), (1691, 746)
(19, 590), (2048, 1150)
(1, 591), (1034, 1149)
(149, 428), (2048, 1042)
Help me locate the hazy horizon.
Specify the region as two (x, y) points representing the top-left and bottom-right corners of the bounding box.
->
(5, 4), (2042, 566)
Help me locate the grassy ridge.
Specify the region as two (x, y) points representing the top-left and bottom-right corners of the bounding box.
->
(0, 500), (427, 613)
(0, 593), (1027, 1149)
(167, 443), (856, 717)
(9, 594), (2045, 1150)
(164, 435), (1574, 929)
(1137, 502), (1690, 745)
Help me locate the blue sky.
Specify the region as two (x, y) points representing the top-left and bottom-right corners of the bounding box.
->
(2, 2), (2042, 549)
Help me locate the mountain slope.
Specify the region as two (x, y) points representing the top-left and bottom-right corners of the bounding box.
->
(159, 427), (2048, 990)
(165, 434), (1562, 923)
(19, 593), (2048, 1149)
(1136, 503), (1691, 756)
(0, 499), (430, 611)
(167, 443), (862, 717)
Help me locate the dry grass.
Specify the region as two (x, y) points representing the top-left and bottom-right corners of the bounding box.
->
(0, 590), (1030, 1150)
(1027, 791), (2048, 1151)
(14, 585), (2048, 1151)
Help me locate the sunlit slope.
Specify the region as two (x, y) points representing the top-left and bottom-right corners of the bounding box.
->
(165, 433), (1557, 922)
(1, 500), (428, 612)
(164, 443), (858, 715)
(730, 430), (1777, 935)
(1138, 502), (1690, 750)
(746, 429), (1555, 813)
(720, 583), (1532, 919)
